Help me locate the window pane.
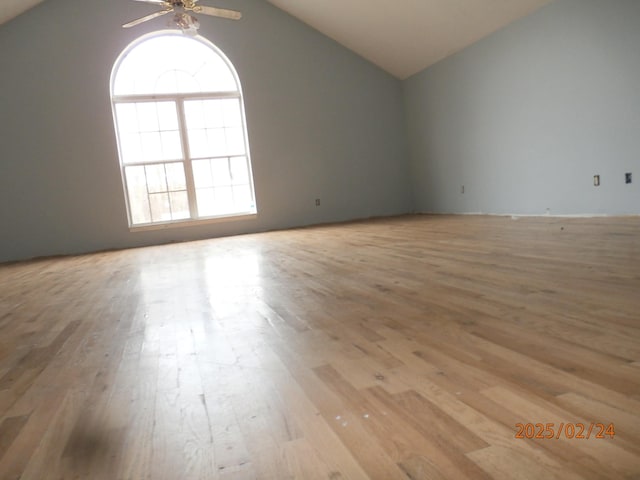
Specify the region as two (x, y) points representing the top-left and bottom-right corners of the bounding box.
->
(125, 165), (146, 190)
(214, 186), (234, 214)
(157, 102), (179, 131)
(160, 131), (182, 160)
(115, 104), (138, 133)
(207, 129), (227, 157)
(188, 129), (209, 159)
(125, 166), (151, 224)
(165, 162), (186, 191)
(113, 35), (238, 96)
(186, 128), (229, 159)
(169, 191), (190, 219)
(116, 101), (180, 164)
(140, 132), (162, 161)
(230, 156), (249, 185)
(211, 158), (231, 186)
(145, 164), (167, 193)
(185, 100), (243, 158)
(204, 101), (225, 128)
(185, 99), (227, 129)
(192, 160), (213, 188)
(154, 70), (179, 94)
(185, 101), (206, 129)
(225, 127), (245, 155)
(222, 99), (241, 126)
(149, 193), (171, 222)
(233, 185), (252, 209)
(119, 133), (143, 164)
(196, 188), (215, 217)
(136, 103), (159, 132)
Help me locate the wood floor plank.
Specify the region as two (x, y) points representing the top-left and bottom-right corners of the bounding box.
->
(1, 214), (639, 478)
(0, 414), (29, 463)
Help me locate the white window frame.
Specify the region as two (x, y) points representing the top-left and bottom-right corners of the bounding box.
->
(110, 32), (257, 231)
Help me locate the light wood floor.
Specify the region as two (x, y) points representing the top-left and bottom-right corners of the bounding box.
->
(1, 214), (639, 479)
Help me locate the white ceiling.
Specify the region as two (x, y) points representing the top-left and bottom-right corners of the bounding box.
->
(0, 0), (554, 79)
(267, 0), (554, 79)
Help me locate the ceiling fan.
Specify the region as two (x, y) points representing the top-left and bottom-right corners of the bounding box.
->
(123, 0), (242, 34)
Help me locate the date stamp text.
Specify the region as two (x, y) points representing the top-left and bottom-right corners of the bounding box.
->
(515, 423), (615, 440)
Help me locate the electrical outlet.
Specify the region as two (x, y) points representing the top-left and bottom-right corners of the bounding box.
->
(315, 198), (321, 206)
(593, 175), (600, 187)
(626, 173), (632, 184)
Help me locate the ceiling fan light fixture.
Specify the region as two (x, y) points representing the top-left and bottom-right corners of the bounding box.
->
(171, 12), (200, 34)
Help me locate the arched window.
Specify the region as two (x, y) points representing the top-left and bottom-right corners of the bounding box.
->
(111, 32), (256, 228)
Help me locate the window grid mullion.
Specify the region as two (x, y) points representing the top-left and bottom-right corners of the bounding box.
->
(161, 164), (175, 220)
(143, 165), (153, 222)
(113, 91), (240, 104)
(176, 99), (199, 219)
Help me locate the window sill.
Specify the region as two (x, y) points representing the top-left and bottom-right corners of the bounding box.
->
(129, 212), (257, 232)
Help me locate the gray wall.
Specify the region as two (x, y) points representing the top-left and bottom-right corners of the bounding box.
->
(404, 0), (640, 216)
(0, 0), (411, 263)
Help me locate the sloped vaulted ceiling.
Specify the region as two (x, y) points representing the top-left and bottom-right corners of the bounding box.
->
(0, 0), (554, 79)
(0, 0), (45, 25)
(266, 0), (554, 79)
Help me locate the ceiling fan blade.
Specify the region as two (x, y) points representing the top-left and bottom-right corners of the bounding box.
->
(191, 6), (242, 20)
(123, 9), (172, 28)
(132, 0), (169, 5)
